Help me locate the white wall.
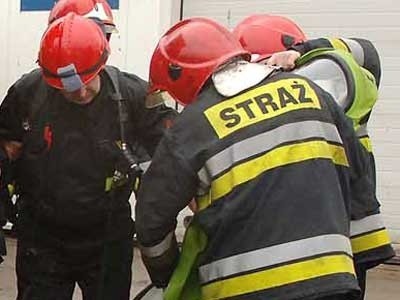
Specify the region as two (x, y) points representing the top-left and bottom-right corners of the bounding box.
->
(0, 0), (180, 99)
(123, 0), (181, 79)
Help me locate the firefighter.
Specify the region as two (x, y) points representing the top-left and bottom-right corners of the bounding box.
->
(135, 17), (382, 300)
(4, 1), (161, 299)
(0, 0), (121, 229)
(232, 14), (380, 83)
(0, 13), (175, 300)
(233, 14), (394, 299)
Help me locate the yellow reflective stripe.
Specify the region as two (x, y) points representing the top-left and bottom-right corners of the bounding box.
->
(359, 136), (373, 152)
(211, 140), (349, 202)
(199, 234), (352, 284)
(351, 229), (392, 254)
(197, 194), (211, 211)
(204, 78), (321, 139)
(202, 254), (355, 300)
(329, 38), (351, 52)
(105, 177), (113, 192)
(115, 140), (122, 149)
(7, 184), (15, 197)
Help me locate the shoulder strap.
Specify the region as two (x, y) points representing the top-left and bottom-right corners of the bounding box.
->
(104, 65), (129, 134)
(104, 66), (142, 176)
(104, 65), (122, 102)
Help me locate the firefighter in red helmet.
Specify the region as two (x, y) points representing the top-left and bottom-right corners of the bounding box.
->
(39, 14), (110, 97)
(135, 17), (383, 300)
(233, 14), (394, 300)
(0, 0), (120, 273)
(233, 13), (381, 82)
(0, 13), (176, 300)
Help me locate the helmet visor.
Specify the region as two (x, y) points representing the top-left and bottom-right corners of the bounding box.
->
(104, 24), (118, 34)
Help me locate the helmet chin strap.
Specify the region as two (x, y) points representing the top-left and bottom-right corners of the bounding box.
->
(212, 60), (276, 97)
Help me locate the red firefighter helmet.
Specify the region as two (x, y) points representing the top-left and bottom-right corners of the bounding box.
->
(48, 0), (117, 33)
(233, 14), (306, 62)
(148, 17), (251, 106)
(39, 13), (110, 92)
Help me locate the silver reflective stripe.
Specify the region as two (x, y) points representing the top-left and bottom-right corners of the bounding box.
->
(197, 168), (211, 196)
(199, 234), (352, 284)
(341, 38), (365, 67)
(198, 120), (343, 181)
(140, 231), (174, 258)
(356, 124), (369, 137)
(293, 58), (349, 109)
(139, 160), (152, 173)
(350, 214), (385, 237)
(58, 64), (83, 92)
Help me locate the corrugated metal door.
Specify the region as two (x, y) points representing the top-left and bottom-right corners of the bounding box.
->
(183, 0), (400, 242)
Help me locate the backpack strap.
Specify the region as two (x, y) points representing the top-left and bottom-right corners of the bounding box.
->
(104, 66), (142, 188)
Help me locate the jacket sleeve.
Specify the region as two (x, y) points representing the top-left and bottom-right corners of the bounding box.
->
(122, 73), (178, 157)
(135, 128), (199, 287)
(325, 93), (376, 214)
(324, 92), (394, 267)
(0, 83), (25, 143)
(292, 37), (381, 86)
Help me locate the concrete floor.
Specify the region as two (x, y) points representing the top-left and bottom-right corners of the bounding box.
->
(1, 237), (400, 300)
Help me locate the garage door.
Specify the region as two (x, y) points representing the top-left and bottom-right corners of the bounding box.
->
(183, 0), (400, 242)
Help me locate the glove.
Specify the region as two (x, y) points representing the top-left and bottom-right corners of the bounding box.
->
(140, 234), (180, 288)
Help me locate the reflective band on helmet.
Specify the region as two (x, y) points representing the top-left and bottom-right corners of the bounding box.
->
(41, 49), (108, 90)
(57, 64), (84, 92)
(42, 49), (108, 78)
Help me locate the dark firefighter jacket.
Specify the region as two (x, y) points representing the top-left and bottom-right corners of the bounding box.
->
(0, 66), (176, 246)
(293, 44), (394, 268)
(136, 70), (378, 300)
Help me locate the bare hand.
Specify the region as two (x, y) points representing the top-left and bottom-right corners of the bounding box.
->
(188, 198), (198, 213)
(266, 50), (301, 71)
